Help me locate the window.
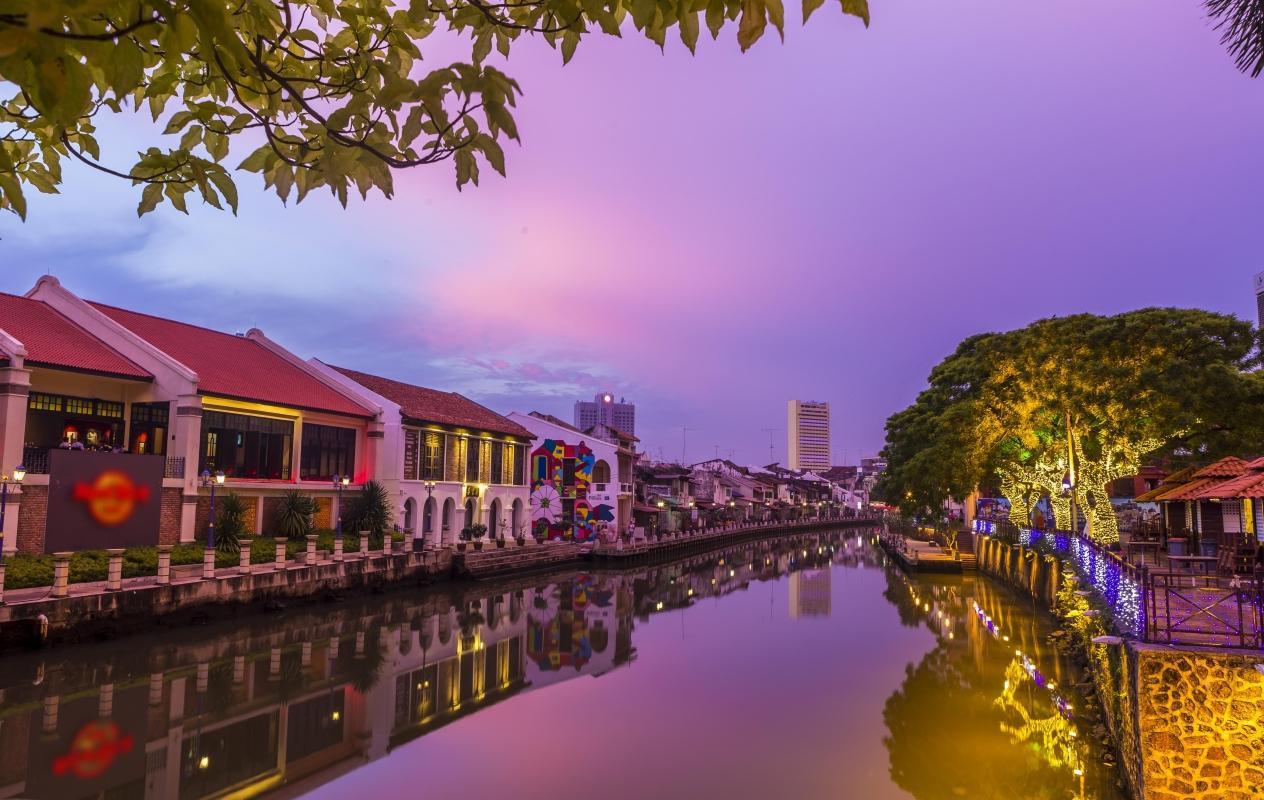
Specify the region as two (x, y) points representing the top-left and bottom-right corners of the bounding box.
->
(28, 393), (63, 412)
(466, 438), (480, 484)
(96, 401), (124, 419)
(478, 440), (492, 484)
(300, 423), (356, 481)
(445, 435), (466, 482)
(490, 442), (504, 485)
(592, 460), (611, 484)
(65, 397), (94, 416)
(422, 432), (444, 481)
(129, 401), (169, 455)
(512, 445), (526, 486)
(200, 411), (293, 480)
(403, 429), (420, 481)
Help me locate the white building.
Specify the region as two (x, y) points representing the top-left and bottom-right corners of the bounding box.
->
(787, 400), (831, 472)
(314, 364), (533, 545)
(506, 411), (634, 542)
(573, 392), (636, 436)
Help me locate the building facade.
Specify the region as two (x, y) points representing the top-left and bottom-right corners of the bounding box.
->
(506, 412), (632, 542)
(314, 365), (534, 545)
(573, 393), (635, 436)
(0, 277), (380, 555)
(787, 400), (830, 472)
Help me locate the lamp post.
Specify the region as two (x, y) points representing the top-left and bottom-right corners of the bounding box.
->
(200, 470), (225, 578)
(333, 474), (350, 547)
(0, 464), (26, 563)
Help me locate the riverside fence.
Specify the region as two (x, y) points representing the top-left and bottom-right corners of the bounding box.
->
(972, 521), (1264, 650)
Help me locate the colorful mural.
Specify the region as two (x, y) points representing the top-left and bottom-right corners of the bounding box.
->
(528, 438), (613, 542)
(528, 577), (596, 671)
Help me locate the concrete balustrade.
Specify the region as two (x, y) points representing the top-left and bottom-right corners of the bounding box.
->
(358, 531), (369, 558)
(106, 548), (125, 591)
(52, 552), (71, 598)
(274, 538), (288, 570)
(156, 545), (173, 585)
(239, 538), (253, 574)
(305, 534), (318, 566)
(202, 546), (216, 580)
(333, 535), (344, 561)
(0, 562), (6, 605)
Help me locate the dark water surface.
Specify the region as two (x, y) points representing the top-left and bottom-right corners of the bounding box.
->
(0, 530), (1125, 799)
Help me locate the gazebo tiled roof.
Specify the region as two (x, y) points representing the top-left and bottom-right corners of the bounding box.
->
(1142, 457), (1254, 502)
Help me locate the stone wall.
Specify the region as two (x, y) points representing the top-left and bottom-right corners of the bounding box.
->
(1132, 645), (1264, 800)
(195, 493), (258, 539)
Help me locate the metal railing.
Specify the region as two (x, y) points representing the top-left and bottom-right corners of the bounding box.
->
(976, 520), (1264, 650)
(19, 446), (186, 479)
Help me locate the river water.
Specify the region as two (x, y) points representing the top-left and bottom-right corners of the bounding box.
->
(0, 529), (1125, 799)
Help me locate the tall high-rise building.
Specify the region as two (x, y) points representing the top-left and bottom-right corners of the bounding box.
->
(789, 570), (832, 618)
(1254, 272), (1264, 328)
(574, 392), (636, 435)
(787, 400), (830, 472)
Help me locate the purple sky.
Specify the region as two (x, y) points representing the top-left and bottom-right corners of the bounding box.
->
(4, 1), (1263, 466)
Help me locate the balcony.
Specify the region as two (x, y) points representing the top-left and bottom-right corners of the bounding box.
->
(19, 444), (185, 479)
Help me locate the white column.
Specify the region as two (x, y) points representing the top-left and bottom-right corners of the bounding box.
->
(0, 365), (30, 555)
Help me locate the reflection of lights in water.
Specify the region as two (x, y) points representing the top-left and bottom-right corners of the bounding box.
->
(199, 756), (210, 770)
(995, 657), (1084, 778)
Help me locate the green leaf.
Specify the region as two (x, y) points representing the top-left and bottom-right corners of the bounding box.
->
(163, 183), (188, 214)
(705, 0), (726, 38)
(803, 0), (825, 21)
(208, 171), (239, 214)
(0, 175), (27, 220)
(680, 9), (700, 53)
(137, 183), (163, 217)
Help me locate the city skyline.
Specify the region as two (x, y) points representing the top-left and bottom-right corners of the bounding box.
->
(3, 1), (1262, 466)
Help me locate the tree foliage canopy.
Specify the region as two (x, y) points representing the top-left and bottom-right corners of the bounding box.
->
(0, 0), (870, 219)
(879, 308), (1264, 541)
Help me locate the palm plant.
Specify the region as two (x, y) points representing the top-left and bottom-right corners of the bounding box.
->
(274, 490), (317, 539)
(215, 492), (248, 554)
(342, 480), (393, 549)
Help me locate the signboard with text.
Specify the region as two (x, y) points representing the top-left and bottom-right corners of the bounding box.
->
(45, 450), (164, 552)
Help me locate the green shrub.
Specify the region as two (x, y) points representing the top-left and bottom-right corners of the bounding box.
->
(215, 492), (248, 554)
(273, 490), (316, 539)
(341, 480), (392, 549)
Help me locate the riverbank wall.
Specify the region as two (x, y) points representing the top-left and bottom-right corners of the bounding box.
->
(0, 517), (872, 652)
(973, 534), (1264, 800)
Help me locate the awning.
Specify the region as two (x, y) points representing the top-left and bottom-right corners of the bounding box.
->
(633, 503), (663, 513)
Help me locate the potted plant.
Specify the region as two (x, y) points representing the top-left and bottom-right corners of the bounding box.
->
(515, 526), (527, 547)
(470, 523), (487, 550)
(457, 527), (470, 552)
(533, 519), (549, 543)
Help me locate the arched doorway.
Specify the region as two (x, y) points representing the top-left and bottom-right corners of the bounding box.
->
(442, 498), (456, 545)
(464, 498), (477, 531)
(403, 497), (416, 536)
(489, 498), (502, 540)
(423, 497), (437, 548)
(511, 498), (523, 540)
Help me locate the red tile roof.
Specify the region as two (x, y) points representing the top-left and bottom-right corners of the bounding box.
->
(331, 366), (531, 438)
(0, 293), (150, 379)
(92, 303), (372, 418)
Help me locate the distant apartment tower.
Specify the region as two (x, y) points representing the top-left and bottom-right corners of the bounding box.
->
(787, 400), (830, 472)
(575, 392), (636, 435)
(1255, 272), (1264, 328)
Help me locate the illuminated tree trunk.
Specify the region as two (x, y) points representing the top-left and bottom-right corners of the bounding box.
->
(1046, 494), (1071, 530)
(1070, 437), (1162, 546)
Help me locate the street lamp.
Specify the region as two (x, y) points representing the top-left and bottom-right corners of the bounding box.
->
(200, 470), (226, 574)
(333, 474), (350, 547)
(0, 465), (25, 563)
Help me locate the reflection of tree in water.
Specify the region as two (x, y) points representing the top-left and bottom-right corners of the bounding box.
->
(881, 588), (1080, 800)
(882, 564), (928, 628)
(994, 658), (1083, 776)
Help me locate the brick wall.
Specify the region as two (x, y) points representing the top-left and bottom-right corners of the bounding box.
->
(15, 484), (47, 553)
(195, 493), (258, 541)
(159, 488), (183, 545)
(314, 496), (333, 529)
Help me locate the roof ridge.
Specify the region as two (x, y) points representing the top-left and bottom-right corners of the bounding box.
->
(89, 299), (249, 340)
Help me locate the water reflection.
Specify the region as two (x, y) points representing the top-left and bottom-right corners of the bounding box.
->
(0, 532), (1121, 800)
(880, 561), (1121, 800)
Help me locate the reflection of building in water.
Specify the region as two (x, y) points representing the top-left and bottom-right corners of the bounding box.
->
(789, 569), (832, 618)
(0, 530), (875, 800)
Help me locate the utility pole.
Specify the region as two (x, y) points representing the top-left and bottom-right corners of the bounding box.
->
(681, 427), (695, 465)
(761, 428), (776, 465)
